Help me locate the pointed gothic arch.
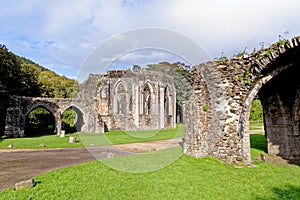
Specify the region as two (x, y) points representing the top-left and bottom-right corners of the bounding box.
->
(142, 82), (154, 115)
(164, 86), (170, 115)
(113, 81), (128, 114)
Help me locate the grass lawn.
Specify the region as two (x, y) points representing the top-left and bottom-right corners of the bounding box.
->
(0, 124), (183, 149)
(249, 122), (264, 130)
(1, 149), (299, 199)
(1, 126), (299, 199)
(249, 122), (264, 127)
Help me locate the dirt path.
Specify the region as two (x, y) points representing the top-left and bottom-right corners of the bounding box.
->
(0, 138), (182, 191)
(249, 127), (265, 134)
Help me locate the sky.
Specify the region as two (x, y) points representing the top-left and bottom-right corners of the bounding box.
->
(1, 0), (299, 80)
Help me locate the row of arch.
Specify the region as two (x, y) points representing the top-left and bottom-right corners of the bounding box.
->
(113, 81), (171, 116)
(23, 104), (85, 136)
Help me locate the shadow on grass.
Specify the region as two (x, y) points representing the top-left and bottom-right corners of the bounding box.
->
(255, 185), (300, 200)
(250, 133), (267, 153)
(288, 159), (300, 166)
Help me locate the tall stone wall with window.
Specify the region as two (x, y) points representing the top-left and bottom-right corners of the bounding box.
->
(81, 70), (176, 131)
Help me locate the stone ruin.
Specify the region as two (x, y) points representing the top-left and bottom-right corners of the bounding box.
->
(184, 36), (300, 164)
(4, 36), (300, 165)
(81, 70), (176, 131)
(4, 70), (176, 137)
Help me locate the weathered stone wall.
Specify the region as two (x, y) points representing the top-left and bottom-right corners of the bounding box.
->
(184, 36), (300, 164)
(5, 69), (176, 137)
(82, 70), (176, 131)
(4, 96), (100, 137)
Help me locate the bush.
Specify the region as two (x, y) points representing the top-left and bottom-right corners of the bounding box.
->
(250, 99), (263, 121)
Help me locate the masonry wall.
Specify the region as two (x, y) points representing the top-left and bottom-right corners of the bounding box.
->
(4, 96), (99, 137)
(81, 70), (176, 132)
(184, 36), (300, 164)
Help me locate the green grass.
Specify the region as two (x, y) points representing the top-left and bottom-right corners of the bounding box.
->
(249, 122), (264, 130)
(249, 126), (261, 130)
(1, 130), (299, 199)
(0, 134), (83, 149)
(250, 122), (264, 127)
(250, 132), (267, 159)
(1, 150), (299, 199)
(0, 124), (184, 149)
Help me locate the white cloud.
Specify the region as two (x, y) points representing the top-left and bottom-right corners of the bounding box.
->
(0, 0), (299, 79)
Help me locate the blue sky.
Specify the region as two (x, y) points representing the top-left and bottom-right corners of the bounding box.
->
(1, 0), (299, 80)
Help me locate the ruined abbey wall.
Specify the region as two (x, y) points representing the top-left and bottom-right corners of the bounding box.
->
(81, 70), (176, 131)
(4, 70), (176, 137)
(184, 36), (300, 164)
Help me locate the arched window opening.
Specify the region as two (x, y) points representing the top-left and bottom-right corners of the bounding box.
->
(164, 87), (169, 115)
(25, 107), (55, 136)
(62, 107), (76, 133)
(115, 83), (126, 114)
(61, 106), (84, 133)
(143, 84), (151, 115)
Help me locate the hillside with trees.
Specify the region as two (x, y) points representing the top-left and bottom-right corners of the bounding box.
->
(0, 44), (79, 135)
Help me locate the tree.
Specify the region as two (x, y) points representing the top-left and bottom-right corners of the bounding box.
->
(0, 44), (81, 135)
(0, 45), (23, 134)
(19, 63), (43, 96)
(146, 62), (191, 123)
(132, 64), (142, 72)
(0, 44), (22, 94)
(249, 97), (263, 121)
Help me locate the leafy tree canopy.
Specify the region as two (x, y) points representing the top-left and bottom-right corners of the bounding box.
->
(146, 62), (192, 105)
(0, 44), (79, 134)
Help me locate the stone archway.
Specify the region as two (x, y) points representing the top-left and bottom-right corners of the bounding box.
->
(4, 97), (92, 137)
(184, 36), (300, 164)
(60, 105), (85, 133)
(24, 105), (56, 136)
(23, 102), (59, 135)
(239, 65), (300, 163)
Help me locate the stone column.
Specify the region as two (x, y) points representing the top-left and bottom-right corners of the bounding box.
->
(5, 106), (22, 137)
(172, 90), (176, 128)
(54, 111), (62, 135)
(242, 108), (251, 164)
(159, 87), (165, 129)
(134, 85), (139, 128)
(153, 82), (159, 116)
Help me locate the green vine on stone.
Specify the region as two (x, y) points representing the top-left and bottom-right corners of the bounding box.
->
(264, 48), (274, 57)
(246, 79), (251, 85)
(277, 39), (287, 47)
(245, 70), (251, 78)
(97, 80), (102, 88)
(235, 47), (247, 58)
(202, 105), (208, 112)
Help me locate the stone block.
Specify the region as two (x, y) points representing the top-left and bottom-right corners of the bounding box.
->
(60, 130), (65, 138)
(69, 136), (76, 143)
(39, 143), (46, 147)
(15, 179), (35, 190)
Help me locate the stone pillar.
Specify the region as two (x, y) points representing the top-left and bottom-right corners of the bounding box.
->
(159, 87), (165, 129)
(242, 108), (251, 164)
(55, 112), (62, 135)
(5, 106), (22, 137)
(134, 85), (139, 128)
(172, 90), (176, 128)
